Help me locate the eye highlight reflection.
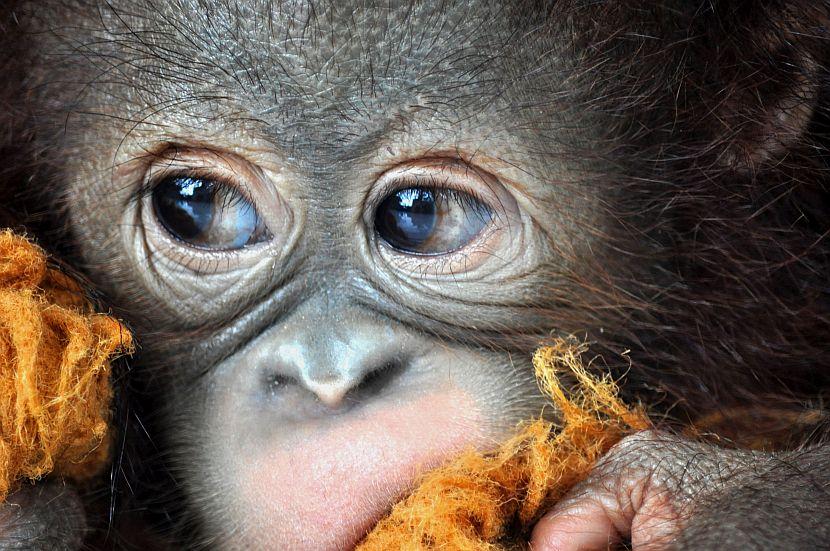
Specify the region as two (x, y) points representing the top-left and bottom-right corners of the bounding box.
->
(152, 175), (271, 251)
(374, 187), (493, 255)
(366, 158), (522, 278)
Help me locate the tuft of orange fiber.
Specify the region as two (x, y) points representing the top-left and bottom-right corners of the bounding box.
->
(0, 231), (132, 502)
(358, 338), (650, 550)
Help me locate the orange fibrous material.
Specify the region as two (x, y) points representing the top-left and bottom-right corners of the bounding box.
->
(0, 231), (132, 501)
(358, 339), (650, 550)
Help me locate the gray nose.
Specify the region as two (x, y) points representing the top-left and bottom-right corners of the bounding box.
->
(270, 304), (408, 408)
(276, 340), (398, 406)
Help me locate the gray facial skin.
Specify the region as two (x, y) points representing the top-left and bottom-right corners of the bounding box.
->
(2, 1), (830, 550)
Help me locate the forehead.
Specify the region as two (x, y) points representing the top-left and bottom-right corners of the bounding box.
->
(65, 0), (558, 159)
(129, 0), (530, 92)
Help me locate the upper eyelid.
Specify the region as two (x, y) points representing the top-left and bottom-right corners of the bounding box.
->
(138, 169), (256, 204)
(131, 144), (262, 203)
(369, 172), (498, 217)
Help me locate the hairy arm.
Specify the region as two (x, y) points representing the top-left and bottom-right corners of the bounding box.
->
(0, 482), (86, 550)
(531, 432), (830, 550)
(678, 446), (830, 549)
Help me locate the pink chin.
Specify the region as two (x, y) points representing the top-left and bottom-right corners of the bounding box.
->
(233, 390), (485, 550)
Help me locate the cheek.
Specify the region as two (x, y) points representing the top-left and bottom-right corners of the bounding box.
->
(220, 389), (487, 550)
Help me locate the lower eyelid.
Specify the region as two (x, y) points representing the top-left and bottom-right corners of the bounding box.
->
(367, 160), (523, 278)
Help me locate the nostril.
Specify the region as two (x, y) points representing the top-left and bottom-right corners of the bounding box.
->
(306, 360), (404, 410)
(260, 350), (410, 411)
(352, 358), (406, 398)
(264, 373), (297, 397)
(306, 360), (407, 409)
(300, 357), (408, 410)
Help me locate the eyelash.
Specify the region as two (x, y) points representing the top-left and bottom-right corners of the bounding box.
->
(135, 169), (254, 205)
(371, 175), (500, 225)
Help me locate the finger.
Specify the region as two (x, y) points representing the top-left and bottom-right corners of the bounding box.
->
(530, 497), (624, 551)
(531, 472), (682, 551)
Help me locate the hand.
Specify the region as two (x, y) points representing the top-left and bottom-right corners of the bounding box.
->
(530, 431), (830, 550)
(0, 482), (85, 550)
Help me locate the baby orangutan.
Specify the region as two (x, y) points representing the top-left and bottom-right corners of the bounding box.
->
(1, 0), (829, 549)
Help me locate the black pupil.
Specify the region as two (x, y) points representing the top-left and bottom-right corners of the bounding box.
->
(375, 188), (437, 252)
(152, 176), (215, 241)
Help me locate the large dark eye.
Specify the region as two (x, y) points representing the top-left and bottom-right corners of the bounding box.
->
(374, 187), (493, 255)
(152, 176), (271, 250)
